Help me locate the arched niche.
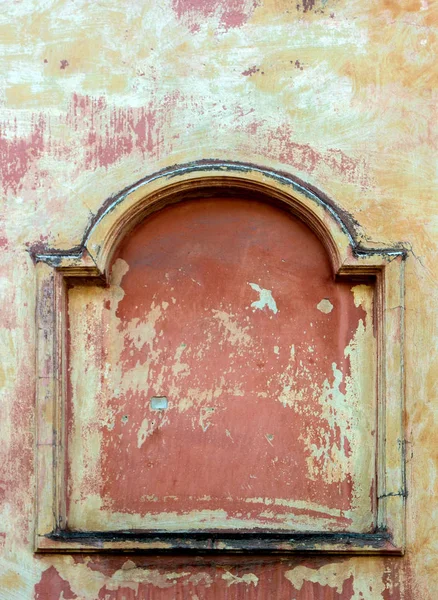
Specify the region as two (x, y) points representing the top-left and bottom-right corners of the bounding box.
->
(34, 161), (406, 554)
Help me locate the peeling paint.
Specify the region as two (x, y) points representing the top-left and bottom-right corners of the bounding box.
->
(248, 282), (278, 314)
(317, 298), (334, 314)
(222, 570), (259, 586)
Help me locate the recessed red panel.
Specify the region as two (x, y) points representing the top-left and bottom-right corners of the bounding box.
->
(67, 196), (376, 532)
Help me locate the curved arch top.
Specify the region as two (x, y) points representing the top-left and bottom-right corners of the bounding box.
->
(86, 162), (354, 277)
(34, 161), (407, 276)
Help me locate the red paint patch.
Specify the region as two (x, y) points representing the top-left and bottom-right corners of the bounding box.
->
(382, 559), (403, 600)
(242, 65), (260, 76)
(63, 93), (176, 170)
(172, 0), (258, 31)
(34, 567), (78, 600)
(0, 93), (369, 194)
(303, 0), (316, 12)
(0, 480), (6, 506)
(101, 199), (364, 517)
(266, 124), (369, 186)
(325, 148), (368, 185)
(291, 574), (354, 599)
(0, 115), (45, 193)
(98, 587), (139, 599)
(60, 59), (69, 70)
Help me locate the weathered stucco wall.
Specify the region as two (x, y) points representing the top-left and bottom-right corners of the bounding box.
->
(0, 0), (436, 598)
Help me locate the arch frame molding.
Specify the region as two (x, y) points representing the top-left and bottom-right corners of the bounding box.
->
(33, 162), (406, 554)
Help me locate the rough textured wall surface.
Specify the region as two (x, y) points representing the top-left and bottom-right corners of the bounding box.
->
(0, 0), (436, 598)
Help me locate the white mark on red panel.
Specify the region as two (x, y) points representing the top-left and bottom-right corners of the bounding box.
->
(137, 417), (159, 448)
(317, 298), (334, 314)
(248, 283), (278, 314)
(222, 571), (259, 587)
(199, 407), (215, 432)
